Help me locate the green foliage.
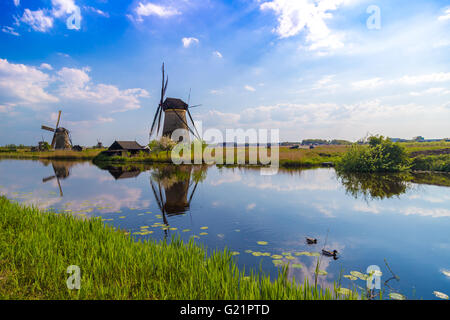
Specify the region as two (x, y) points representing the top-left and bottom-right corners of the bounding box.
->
(336, 136), (410, 173)
(149, 137), (177, 152)
(0, 197), (358, 300)
(410, 154), (450, 172)
(40, 142), (51, 151)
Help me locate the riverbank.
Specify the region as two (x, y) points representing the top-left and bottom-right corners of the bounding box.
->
(2, 142), (450, 172)
(0, 196), (358, 300)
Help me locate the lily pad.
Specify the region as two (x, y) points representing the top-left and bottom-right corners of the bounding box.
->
(271, 254), (283, 259)
(272, 260), (284, 266)
(389, 293), (406, 300)
(199, 232), (208, 236)
(182, 229), (191, 232)
(285, 256), (295, 260)
(433, 291), (449, 300)
(257, 241), (268, 245)
(316, 270), (328, 276)
(252, 252), (262, 256)
(350, 271), (367, 280)
(294, 252), (311, 256)
(441, 269), (450, 278)
(343, 275), (358, 281)
(291, 263), (303, 269)
(231, 251), (240, 256)
(245, 250), (253, 254)
(200, 226), (209, 230)
(337, 288), (352, 296)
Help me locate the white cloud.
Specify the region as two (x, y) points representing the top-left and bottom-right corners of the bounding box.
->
(182, 37), (199, 48)
(13, 0), (20, 6)
(244, 85), (256, 92)
(213, 51), (223, 58)
(438, 8), (450, 21)
(135, 2), (181, 20)
(51, 0), (79, 18)
(39, 63), (53, 71)
(2, 26), (20, 36)
(84, 6), (109, 18)
(56, 67), (150, 112)
(410, 87), (450, 96)
(353, 73), (450, 90)
(20, 9), (54, 32)
(260, 0), (349, 51)
(0, 58), (58, 106)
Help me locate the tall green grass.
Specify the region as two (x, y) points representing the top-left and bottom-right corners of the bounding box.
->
(0, 197), (358, 300)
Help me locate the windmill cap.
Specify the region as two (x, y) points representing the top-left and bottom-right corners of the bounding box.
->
(162, 98), (188, 110)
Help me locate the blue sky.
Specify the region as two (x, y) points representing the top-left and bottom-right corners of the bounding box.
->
(1, 0), (450, 146)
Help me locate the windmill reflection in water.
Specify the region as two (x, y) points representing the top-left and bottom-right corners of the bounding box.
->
(42, 161), (75, 197)
(150, 165), (207, 238)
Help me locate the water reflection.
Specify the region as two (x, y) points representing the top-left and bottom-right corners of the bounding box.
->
(150, 165), (207, 216)
(337, 172), (413, 200)
(42, 160), (76, 196)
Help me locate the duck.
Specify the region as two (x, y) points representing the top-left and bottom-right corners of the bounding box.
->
(305, 237), (318, 244)
(322, 249), (338, 257)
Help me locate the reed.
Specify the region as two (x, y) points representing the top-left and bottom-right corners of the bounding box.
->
(0, 197), (358, 300)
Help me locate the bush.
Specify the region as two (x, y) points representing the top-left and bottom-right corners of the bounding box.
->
(336, 136), (409, 173)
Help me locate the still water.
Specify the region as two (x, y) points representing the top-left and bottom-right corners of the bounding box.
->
(1, 159), (450, 300)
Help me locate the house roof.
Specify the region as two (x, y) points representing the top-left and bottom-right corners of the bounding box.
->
(162, 97), (188, 110)
(108, 141), (144, 150)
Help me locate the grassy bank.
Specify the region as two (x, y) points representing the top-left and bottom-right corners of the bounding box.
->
(0, 149), (103, 160)
(92, 145), (348, 168)
(0, 197), (358, 300)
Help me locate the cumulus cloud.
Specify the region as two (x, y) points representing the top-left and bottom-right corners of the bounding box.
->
(438, 8), (450, 21)
(0, 59), (149, 115)
(39, 63), (53, 70)
(56, 67), (150, 112)
(182, 37), (199, 48)
(0, 58), (58, 106)
(260, 0), (351, 51)
(51, 0), (79, 18)
(244, 85), (256, 92)
(20, 9), (54, 32)
(135, 2), (181, 20)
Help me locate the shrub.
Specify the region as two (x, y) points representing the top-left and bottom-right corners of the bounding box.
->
(336, 136), (409, 173)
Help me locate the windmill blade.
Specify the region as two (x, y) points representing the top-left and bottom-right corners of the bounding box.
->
(163, 77), (168, 99)
(56, 176), (63, 197)
(149, 105), (162, 138)
(42, 175), (56, 183)
(187, 109), (201, 140)
(55, 110), (62, 129)
(188, 180), (199, 205)
(188, 104), (202, 108)
(187, 88), (191, 107)
(41, 125), (55, 132)
(150, 179), (164, 211)
(156, 104), (164, 134)
(51, 131), (57, 149)
(172, 109), (200, 140)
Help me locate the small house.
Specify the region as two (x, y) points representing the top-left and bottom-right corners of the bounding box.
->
(105, 141), (148, 157)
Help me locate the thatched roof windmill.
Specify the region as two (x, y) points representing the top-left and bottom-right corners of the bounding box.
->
(149, 63), (201, 143)
(41, 110), (72, 150)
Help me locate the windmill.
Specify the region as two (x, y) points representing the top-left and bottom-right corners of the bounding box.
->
(41, 110), (72, 150)
(149, 63), (201, 143)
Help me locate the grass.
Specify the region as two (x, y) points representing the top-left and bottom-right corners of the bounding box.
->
(0, 196), (359, 300)
(0, 148), (103, 160)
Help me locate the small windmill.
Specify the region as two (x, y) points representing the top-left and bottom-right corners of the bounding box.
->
(149, 63), (201, 143)
(41, 110), (72, 150)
